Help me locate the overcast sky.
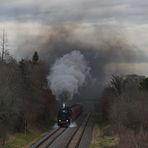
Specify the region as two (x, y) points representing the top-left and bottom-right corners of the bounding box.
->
(0, 0), (148, 47)
(0, 0), (148, 75)
(0, 0), (148, 24)
(0, 0), (147, 21)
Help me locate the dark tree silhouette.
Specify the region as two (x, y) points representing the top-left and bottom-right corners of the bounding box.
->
(32, 51), (39, 63)
(140, 77), (148, 90)
(110, 75), (124, 96)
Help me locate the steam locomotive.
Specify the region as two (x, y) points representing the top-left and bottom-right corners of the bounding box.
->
(57, 104), (83, 127)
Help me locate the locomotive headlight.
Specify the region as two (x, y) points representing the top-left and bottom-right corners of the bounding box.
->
(59, 120), (61, 122)
(66, 120), (69, 122)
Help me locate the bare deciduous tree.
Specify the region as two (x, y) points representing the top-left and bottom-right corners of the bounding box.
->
(110, 75), (124, 96)
(0, 30), (10, 62)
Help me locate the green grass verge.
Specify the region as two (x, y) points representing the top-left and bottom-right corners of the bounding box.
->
(1, 118), (55, 148)
(3, 127), (50, 148)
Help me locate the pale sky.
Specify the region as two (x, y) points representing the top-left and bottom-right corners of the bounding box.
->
(0, 0), (148, 75)
(0, 0), (147, 47)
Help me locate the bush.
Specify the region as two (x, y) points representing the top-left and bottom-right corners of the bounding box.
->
(116, 129), (148, 148)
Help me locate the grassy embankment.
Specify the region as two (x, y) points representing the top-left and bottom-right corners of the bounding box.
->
(2, 120), (55, 148)
(90, 114), (118, 148)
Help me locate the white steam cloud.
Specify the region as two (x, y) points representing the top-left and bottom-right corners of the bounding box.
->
(47, 50), (90, 102)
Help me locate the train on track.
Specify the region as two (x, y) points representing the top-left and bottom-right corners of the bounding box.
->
(57, 104), (83, 127)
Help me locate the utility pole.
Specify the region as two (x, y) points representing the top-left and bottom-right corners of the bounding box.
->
(1, 29), (5, 61)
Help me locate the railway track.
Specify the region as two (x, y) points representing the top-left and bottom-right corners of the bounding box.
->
(30, 128), (66, 148)
(30, 113), (91, 148)
(64, 113), (90, 148)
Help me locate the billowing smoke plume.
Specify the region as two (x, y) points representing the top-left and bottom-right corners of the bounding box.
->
(5, 0), (144, 110)
(47, 50), (90, 102)
(15, 24), (142, 109)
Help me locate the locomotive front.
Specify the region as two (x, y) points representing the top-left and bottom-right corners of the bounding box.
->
(57, 106), (72, 127)
(57, 104), (82, 127)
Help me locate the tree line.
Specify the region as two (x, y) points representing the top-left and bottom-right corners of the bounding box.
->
(101, 74), (148, 148)
(0, 52), (56, 145)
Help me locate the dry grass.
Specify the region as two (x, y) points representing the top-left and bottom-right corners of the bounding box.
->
(90, 124), (118, 148)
